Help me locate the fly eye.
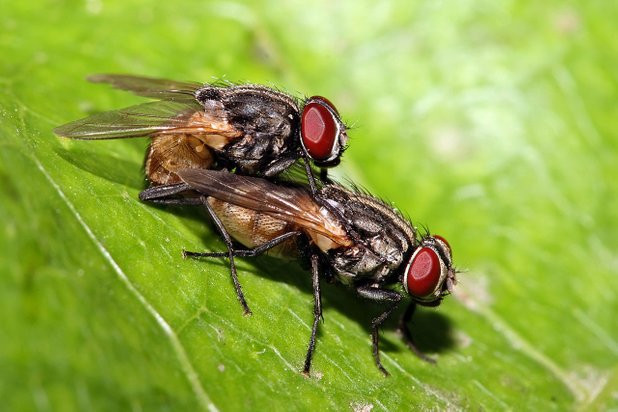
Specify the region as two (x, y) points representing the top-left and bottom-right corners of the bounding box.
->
(404, 247), (444, 300)
(300, 96), (341, 162)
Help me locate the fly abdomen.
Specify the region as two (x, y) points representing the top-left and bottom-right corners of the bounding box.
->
(207, 198), (298, 257)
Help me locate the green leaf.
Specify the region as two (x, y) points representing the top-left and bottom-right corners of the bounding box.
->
(2, 1), (617, 410)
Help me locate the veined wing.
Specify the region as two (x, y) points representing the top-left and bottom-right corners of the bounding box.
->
(54, 100), (203, 139)
(177, 169), (352, 247)
(54, 98), (243, 144)
(88, 74), (202, 99)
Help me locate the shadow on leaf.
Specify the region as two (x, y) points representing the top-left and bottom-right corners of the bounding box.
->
(55, 146), (146, 190)
(241, 253), (457, 360)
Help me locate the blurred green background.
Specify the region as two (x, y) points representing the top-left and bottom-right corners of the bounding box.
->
(1, 1), (616, 410)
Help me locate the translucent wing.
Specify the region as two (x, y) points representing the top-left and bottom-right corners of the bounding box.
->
(54, 100), (204, 139)
(88, 74), (202, 100)
(177, 169), (352, 246)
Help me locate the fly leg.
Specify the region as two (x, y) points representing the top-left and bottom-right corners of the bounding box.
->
(356, 287), (402, 376)
(184, 196), (253, 315)
(140, 184), (253, 312)
(302, 253), (322, 376)
(139, 183), (203, 205)
(319, 168), (332, 184)
(183, 231), (301, 258)
(183, 196), (304, 316)
(187, 229), (318, 376)
(398, 302), (435, 363)
(301, 154), (319, 194)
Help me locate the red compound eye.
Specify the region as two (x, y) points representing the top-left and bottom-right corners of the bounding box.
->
(301, 96), (340, 161)
(405, 247), (442, 299)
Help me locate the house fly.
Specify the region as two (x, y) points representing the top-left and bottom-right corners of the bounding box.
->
(140, 169), (456, 376)
(54, 74), (349, 192)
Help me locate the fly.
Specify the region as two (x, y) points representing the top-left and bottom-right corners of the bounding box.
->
(54, 74), (349, 192)
(140, 169), (456, 376)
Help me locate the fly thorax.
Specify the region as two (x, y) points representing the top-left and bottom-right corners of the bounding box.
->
(330, 246), (383, 283)
(269, 117), (292, 153)
(368, 235), (404, 268)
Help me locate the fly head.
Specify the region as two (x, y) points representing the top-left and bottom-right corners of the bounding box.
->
(403, 234), (456, 305)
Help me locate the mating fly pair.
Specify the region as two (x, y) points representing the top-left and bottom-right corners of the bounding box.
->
(55, 75), (457, 376)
